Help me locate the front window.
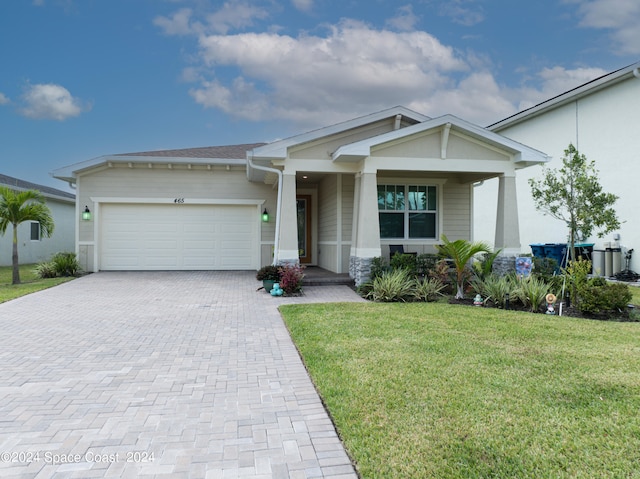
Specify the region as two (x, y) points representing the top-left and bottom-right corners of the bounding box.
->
(378, 184), (437, 239)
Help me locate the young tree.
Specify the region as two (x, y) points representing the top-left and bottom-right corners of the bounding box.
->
(528, 143), (620, 263)
(436, 234), (491, 299)
(0, 187), (55, 285)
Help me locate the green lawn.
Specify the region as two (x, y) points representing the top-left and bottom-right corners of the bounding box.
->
(0, 264), (74, 303)
(281, 302), (640, 479)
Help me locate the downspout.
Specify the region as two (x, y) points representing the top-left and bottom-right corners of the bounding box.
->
(247, 153), (283, 266)
(634, 67), (640, 79)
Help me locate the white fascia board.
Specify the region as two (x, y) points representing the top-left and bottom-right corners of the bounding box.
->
(489, 61), (640, 131)
(253, 106), (430, 159)
(52, 155), (247, 183)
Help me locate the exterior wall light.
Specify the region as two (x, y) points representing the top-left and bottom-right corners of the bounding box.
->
(262, 208), (269, 222)
(82, 205), (92, 221)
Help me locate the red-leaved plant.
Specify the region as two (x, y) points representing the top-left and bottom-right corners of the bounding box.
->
(278, 264), (305, 295)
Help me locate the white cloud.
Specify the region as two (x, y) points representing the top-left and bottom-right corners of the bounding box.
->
(175, 10), (610, 128)
(189, 20), (476, 126)
(205, 2), (269, 34)
(291, 0), (313, 13)
(155, 2), (270, 36)
(20, 83), (88, 121)
(572, 0), (640, 55)
(439, 0), (484, 26)
(154, 8), (196, 36)
(514, 66), (608, 111)
(0, 93), (9, 105)
(386, 5), (419, 32)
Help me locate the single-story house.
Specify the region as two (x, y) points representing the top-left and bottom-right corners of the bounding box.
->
(52, 106), (549, 284)
(0, 173), (75, 266)
(474, 61), (640, 273)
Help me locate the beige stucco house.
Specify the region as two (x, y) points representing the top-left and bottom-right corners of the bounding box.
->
(52, 106), (549, 284)
(0, 173), (75, 266)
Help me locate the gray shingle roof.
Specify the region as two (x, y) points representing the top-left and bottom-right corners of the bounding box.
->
(0, 173), (75, 200)
(114, 143), (267, 160)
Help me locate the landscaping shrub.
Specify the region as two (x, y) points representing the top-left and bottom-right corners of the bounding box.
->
(472, 274), (519, 309)
(516, 275), (554, 312)
(34, 261), (57, 279)
(278, 264), (305, 295)
(35, 252), (80, 279)
(256, 264), (280, 281)
(533, 256), (559, 276)
(390, 252), (418, 276)
(413, 277), (445, 302)
(365, 269), (414, 302)
(578, 279), (632, 315)
(369, 256), (389, 281)
(416, 253), (438, 277)
(563, 258), (592, 305)
(51, 252), (81, 277)
(428, 259), (453, 293)
(472, 249), (502, 281)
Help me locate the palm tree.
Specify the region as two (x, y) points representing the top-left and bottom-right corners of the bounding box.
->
(0, 187), (55, 285)
(436, 234), (492, 299)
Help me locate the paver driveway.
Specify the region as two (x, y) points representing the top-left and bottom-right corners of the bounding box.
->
(0, 271), (364, 479)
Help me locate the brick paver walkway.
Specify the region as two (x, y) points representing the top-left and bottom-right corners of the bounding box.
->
(0, 271), (364, 478)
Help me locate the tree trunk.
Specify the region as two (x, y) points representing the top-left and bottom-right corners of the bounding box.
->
(12, 223), (20, 285)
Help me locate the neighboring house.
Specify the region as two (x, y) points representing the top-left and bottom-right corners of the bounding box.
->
(52, 106), (548, 284)
(475, 61), (640, 272)
(0, 174), (75, 266)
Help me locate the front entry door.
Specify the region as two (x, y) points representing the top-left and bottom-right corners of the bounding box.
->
(297, 195), (312, 263)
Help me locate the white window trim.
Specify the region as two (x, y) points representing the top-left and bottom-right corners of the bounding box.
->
(30, 221), (41, 241)
(377, 178), (446, 243)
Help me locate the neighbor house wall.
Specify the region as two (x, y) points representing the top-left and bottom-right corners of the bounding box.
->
(0, 198), (75, 266)
(76, 165), (277, 272)
(474, 74), (640, 270)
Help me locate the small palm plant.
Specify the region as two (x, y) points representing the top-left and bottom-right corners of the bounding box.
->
(0, 187), (55, 284)
(436, 234), (492, 299)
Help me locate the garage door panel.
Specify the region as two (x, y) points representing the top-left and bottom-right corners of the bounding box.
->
(101, 203), (257, 270)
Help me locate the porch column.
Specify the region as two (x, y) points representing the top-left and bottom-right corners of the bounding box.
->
(494, 174), (521, 256)
(350, 171), (381, 285)
(276, 172), (300, 265)
(349, 173), (361, 279)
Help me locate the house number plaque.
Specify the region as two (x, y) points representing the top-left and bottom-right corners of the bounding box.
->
(174, 198), (185, 203)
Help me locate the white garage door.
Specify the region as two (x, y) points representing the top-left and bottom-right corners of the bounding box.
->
(100, 203), (258, 270)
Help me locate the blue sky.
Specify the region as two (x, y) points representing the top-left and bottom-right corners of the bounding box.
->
(1, 0), (639, 191)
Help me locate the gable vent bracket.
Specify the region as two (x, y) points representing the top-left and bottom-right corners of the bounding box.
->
(394, 114), (402, 130)
(441, 122), (452, 160)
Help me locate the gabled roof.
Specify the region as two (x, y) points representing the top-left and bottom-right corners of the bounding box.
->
(52, 143), (265, 183)
(114, 144), (266, 159)
(251, 106), (429, 160)
(0, 173), (75, 203)
(489, 61), (640, 131)
(333, 114), (550, 167)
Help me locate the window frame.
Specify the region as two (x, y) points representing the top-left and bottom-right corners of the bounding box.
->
(30, 221), (41, 241)
(377, 179), (445, 242)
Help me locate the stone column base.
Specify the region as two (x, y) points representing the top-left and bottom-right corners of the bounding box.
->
(492, 255), (518, 276)
(349, 256), (374, 286)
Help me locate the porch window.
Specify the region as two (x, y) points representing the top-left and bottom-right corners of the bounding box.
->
(378, 184), (437, 239)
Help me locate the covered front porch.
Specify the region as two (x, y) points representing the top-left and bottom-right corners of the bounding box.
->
(248, 109), (549, 285)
